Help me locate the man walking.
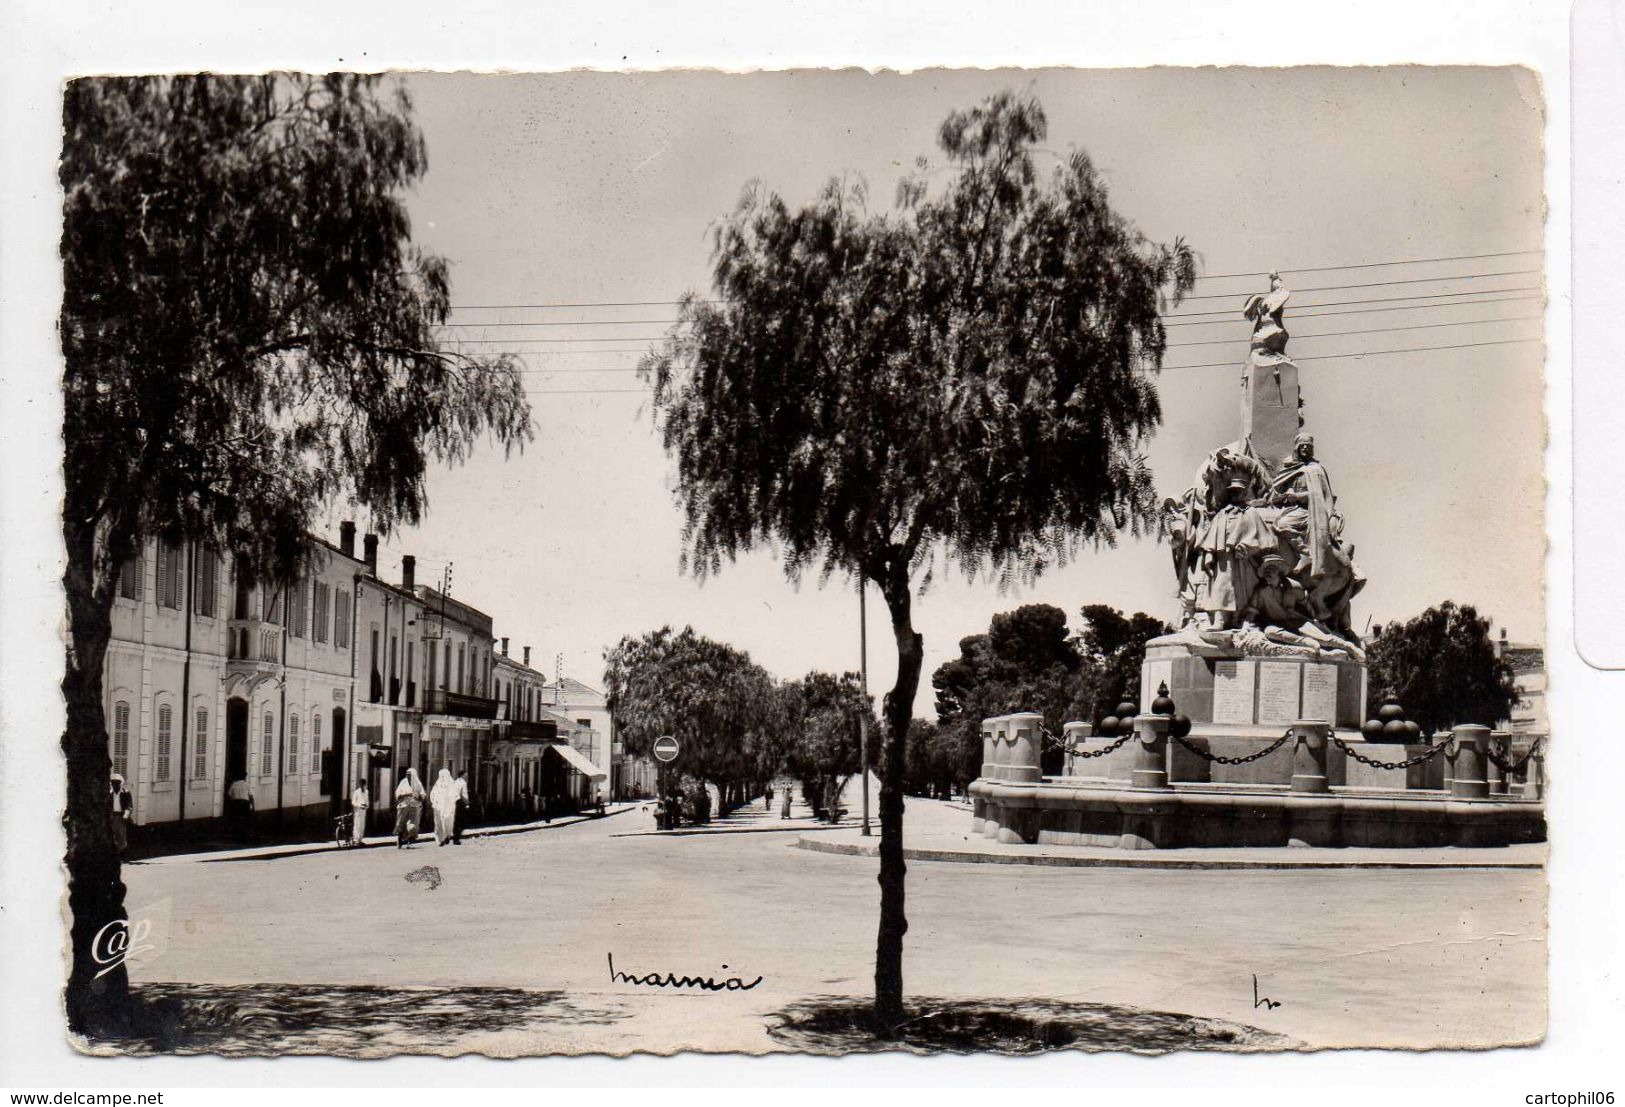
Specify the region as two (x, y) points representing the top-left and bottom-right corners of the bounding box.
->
(226, 777), (254, 841)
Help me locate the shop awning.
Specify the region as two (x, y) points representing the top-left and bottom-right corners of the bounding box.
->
(546, 742), (607, 780)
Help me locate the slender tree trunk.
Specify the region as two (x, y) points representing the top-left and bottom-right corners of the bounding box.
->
(62, 517), (134, 1037)
(873, 571), (922, 1033)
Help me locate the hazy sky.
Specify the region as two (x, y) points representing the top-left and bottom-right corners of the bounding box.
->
(332, 67), (1546, 714)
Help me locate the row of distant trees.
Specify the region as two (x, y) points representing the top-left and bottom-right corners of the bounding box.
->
(603, 626), (877, 813)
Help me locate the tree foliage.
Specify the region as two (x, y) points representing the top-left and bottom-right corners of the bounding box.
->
(604, 626), (788, 789)
(1366, 602), (1521, 735)
(931, 603), (1171, 778)
(59, 74), (532, 1035)
(784, 670), (878, 818)
(638, 89), (1195, 1030)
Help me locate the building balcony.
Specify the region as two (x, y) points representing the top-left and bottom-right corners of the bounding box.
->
(506, 719), (559, 742)
(424, 688), (498, 721)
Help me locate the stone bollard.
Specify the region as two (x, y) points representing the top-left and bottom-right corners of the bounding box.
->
(1005, 712), (1044, 784)
(1449, 724), (1491, 800)
(1130, 714), (1172, 791)
(1290, 720), (1331, 793)
(1488, 730), (1512, 796)
(1061, 721), (1092, 777)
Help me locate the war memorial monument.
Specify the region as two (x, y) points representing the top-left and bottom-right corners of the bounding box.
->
(970, 276), (1546, 850)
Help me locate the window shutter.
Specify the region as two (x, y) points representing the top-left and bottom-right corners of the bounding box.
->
(194, 709), (208, 779)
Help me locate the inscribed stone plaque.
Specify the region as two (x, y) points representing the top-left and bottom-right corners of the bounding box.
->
(1301, 663), (1339, 724)
(1256, 662), (1302, 725)
(1212, 660), (1257, 724)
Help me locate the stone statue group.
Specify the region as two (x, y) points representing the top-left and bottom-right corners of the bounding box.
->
(1164, 433), (1366, 662)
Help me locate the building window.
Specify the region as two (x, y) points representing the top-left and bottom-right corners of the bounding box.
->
(262, 585), (283, 624)
(287, 715), (301, 775)
(155, 704), (173, 782)
(369, 626), (382, 703)
(194, 708), (208, 780)
(118, 554), (142, 601)
(156, 541), (182, 609)
(261, 712), (274, 777)
(334, 589), (351, 648)
(406, 641), (416, 708)
(313, 582), (330, 643)
(194, 550), (218, 618)
(311, 713), (323, 773)
(111, 700), (130, 779)
(289, 579), (307, 638)
(457, 643), (466, 693)
(441, 640), (450, 690)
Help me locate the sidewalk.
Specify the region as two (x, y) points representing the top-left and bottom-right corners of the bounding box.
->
(131, 802), (639, 865)
(610, 792), (854, 837)
(795, 796), (1548, 871)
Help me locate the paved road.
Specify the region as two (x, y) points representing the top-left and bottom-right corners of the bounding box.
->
(122, 795), (1545, 1054)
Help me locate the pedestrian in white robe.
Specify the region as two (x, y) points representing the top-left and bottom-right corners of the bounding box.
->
(430, 768), (458, 847)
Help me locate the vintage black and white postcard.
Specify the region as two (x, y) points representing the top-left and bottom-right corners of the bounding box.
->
(38, 63), (1552, 1059)
(5, 2), (1609, 1089)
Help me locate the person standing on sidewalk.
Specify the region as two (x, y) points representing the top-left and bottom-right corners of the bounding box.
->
(430, 768), (459, 847)
(394, 768), (425, 848)
(780, 783), (793, 820)
(452, 768), (470, 845)
(225, 777), (254, 841)
(349, 780), (370, 845)
(109, 774), (133, 854)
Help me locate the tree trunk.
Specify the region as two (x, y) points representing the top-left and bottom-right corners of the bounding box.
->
(873, 571), (922, 1033)
(62, 517), (135, 1037)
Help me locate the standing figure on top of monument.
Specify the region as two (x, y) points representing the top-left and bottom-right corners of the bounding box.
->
(1264, 432), (1337, 580)
(1192, 477), (1276, 629)
(1242, 271), (1292, 359)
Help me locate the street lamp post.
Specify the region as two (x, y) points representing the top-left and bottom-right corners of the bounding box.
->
(859, 575), (871, 837)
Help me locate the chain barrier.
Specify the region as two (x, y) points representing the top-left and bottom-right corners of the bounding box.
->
(1173, 728), (1294, 766)
(1485, 735), (1544, 775)
(1041, 723), (1137, 760)
(1330, 731), (1455, 771)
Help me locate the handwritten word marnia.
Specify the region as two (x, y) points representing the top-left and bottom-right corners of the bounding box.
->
(609, 953), (763, 992)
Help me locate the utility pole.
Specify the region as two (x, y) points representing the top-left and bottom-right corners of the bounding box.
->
(859, 574), (871, 837)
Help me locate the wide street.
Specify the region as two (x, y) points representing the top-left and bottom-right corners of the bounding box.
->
(122, 795), (1546, 1055)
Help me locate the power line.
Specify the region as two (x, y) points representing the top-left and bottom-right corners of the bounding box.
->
(438, 266), (1539, 324)
(1158, 313), (1541, 350)
(498, 310), (1541, 371)
(444, 250), (1542, 311)
(515, 336), (1541, 393)
(504, 313), (1541, 372)
(441, 288), (1545, 347)
(1162, 290), (1541, 327)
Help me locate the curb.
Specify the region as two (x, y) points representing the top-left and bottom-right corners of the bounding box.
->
(793, 835), (1545, 871)
(138, 805), (637, 865)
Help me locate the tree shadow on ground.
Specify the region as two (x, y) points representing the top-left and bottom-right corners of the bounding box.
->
(767, 996), (1299, 1055)
(86, 983), (628, 1057)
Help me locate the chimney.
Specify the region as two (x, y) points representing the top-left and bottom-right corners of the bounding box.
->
(339, 521), (356, 558)
(523, 646), (531, 668)
(363, 533), (378, 577)
(501, 637), (509, 657)
(1497, 626), (1508, 659)
(401, 555), (415, 592)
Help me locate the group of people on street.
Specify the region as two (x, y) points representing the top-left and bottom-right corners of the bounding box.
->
(346, 766), (469, 850)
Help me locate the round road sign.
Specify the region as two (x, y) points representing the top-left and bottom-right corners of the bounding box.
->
(653, 735), (679, 763)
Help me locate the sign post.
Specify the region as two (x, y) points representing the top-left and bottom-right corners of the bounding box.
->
(653, 736), (678, 830)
